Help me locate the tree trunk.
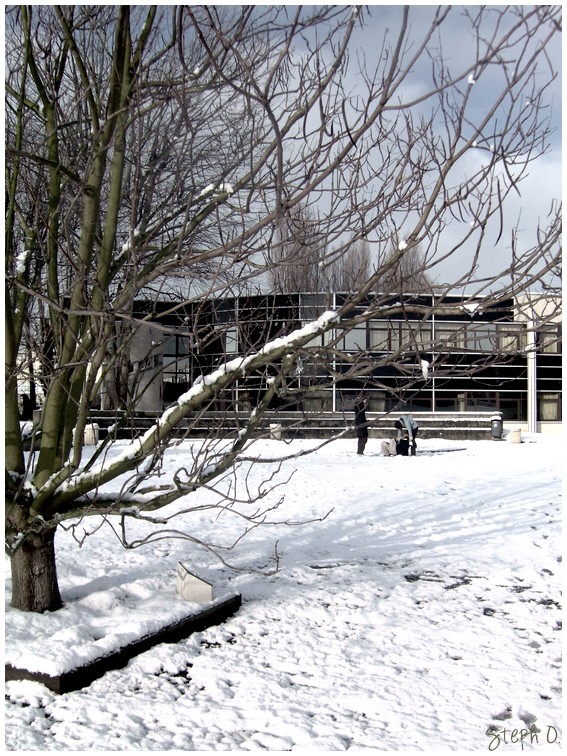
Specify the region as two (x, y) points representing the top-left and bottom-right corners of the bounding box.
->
(10, 527), (63, 612)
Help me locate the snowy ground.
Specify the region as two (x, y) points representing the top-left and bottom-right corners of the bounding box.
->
(4, 434), (563, 751)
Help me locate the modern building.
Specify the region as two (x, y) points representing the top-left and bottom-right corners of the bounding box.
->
(119, 292), (562, 434)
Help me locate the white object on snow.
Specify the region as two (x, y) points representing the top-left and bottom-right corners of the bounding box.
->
(83, 424), (100, 445)
(176, 564), (213, 603)
(270, 423), (283, 440)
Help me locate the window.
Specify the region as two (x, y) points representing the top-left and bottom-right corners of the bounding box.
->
(465, 391), (498, 411)
(466, 325), (497, 352)
(163, 334), (193, 384)
(368, 391), (386, 412)
(398, 323), (415, 350)
(538, 326), (561, 354)
(498, 325), (526, 353)
(301, 293), (327, 321)
(164, 335), (191, 356)
(415, 325), (432, 351)
(225, 328), (238, 353)
(435, 323), (466, 349)
(368, 321), (432, 353)
(369, 324), (390, 350)
(539, 393), (561, 421)
(342, 326), (367, 350)
(398, 322), (432, 351)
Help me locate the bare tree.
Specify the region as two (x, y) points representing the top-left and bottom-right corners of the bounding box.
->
(327, 238), (373, 293)
(5, 5), (561, 612)
(268, 203), (327, 293)
(270, 227), (432, 296)
(376, 242), (433, 294)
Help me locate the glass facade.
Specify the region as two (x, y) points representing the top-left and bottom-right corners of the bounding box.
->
(134, 293), (562, 424)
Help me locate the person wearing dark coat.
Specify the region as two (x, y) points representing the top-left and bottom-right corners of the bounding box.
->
(354, 393), (369, 455)
(395, 414), (419, 456)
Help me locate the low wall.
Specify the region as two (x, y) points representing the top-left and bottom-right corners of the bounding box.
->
(89, 410), (508, 441)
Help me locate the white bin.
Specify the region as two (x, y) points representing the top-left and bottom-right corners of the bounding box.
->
(84, 423), (100, 445)
(507, 428), (522, 444)
(269, 423), (282, 440)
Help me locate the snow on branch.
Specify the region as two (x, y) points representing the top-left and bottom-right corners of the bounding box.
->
(196, 182), (235, 200)
(39, 311), (340, 513)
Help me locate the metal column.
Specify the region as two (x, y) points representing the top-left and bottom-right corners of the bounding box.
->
(526, 319), (537, 433)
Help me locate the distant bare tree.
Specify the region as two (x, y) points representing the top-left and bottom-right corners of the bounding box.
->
(268, 204), (327, 293)
(376, 242), (433, 294)
(325, 238), (372, 293)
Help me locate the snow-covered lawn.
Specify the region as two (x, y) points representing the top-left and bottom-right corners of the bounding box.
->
(5, 435), (562, 751)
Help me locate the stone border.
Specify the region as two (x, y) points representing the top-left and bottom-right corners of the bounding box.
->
(5, 594), (242, 694)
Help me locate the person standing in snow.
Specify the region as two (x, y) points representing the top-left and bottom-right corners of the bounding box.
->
(354, 392), (369, 455)
(396, 413), (419, 456)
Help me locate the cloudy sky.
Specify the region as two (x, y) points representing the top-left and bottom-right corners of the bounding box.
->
(331, 4), (561, 290)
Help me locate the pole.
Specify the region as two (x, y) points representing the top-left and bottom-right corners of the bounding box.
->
(526, 318), (537, 433)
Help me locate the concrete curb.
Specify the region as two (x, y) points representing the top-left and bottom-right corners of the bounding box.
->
(5, 594), (242, 694)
